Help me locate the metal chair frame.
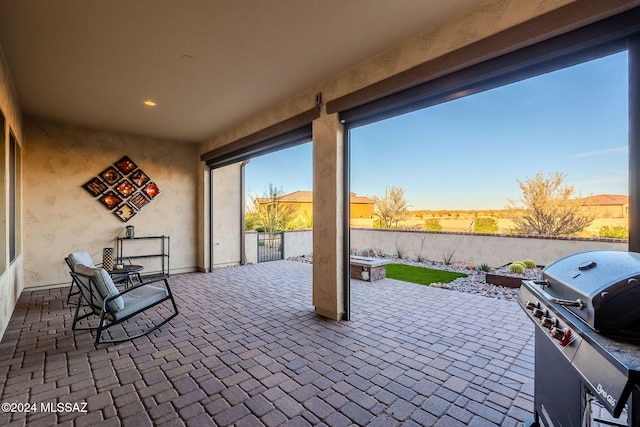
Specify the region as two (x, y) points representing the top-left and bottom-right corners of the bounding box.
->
(70, 269), (179, 345)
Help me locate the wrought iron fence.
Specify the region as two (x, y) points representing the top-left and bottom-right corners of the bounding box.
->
(257, 232), (284, 262)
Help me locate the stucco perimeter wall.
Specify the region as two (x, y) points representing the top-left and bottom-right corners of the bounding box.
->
(284, 230), (313, 260)
(245, 232), (258, 265)
(23, 118), (200, 288)
(243, 230), (312, 265)
(244, 229), (627, 267)
(350, 229), (628, 267)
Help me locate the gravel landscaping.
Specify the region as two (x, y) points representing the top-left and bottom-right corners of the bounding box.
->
(289, 254), (543, 301)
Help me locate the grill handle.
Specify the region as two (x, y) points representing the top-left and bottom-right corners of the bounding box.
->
(549, 297), (585, 309)
(532, 280), (585, 310)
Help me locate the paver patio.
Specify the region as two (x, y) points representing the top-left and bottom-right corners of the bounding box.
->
(0, 260), (534, 426)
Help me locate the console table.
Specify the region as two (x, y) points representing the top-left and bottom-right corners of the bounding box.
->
(116, 235), (170, 277)
(108, 264), (144, 288)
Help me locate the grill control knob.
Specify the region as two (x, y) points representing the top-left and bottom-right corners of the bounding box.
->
(532, 307), (548, 318)
(550, 327), (572, 346)
(540, 316), (558, 329)
(550, 327), (565, 340)
(525, 301), (539, 310)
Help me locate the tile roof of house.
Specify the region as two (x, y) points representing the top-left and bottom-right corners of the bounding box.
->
(577, 194), (628, 206)
(280, 191), (313, 202)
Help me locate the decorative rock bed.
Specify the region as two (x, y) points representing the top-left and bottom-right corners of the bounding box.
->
(288, 254), (543, 301)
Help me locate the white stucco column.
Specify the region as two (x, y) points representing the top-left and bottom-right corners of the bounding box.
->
(312, 111), (345, 320)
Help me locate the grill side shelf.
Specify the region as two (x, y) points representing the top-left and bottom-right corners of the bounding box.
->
(572, 339), (630, 417)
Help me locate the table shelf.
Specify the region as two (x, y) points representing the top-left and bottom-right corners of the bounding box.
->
(116, 235), (170, 277)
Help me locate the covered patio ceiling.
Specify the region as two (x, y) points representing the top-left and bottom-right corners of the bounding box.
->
(0, 0), (486, 143)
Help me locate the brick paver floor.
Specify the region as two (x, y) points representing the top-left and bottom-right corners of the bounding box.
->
(0, 260), (535, 426)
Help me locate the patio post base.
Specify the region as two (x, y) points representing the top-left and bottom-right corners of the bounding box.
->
(315, 306), (344, 321)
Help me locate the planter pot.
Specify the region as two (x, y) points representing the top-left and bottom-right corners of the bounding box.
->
(484, 273), (524, 289)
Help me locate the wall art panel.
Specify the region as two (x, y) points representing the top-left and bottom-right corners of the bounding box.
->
(83, 156), (162, 222)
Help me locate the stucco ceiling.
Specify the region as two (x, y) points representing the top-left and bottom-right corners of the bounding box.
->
(0, 0), (485, 143)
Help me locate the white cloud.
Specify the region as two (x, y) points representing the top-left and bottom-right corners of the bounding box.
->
(578, 175), (627, 185)
(573, 146), (627, 158)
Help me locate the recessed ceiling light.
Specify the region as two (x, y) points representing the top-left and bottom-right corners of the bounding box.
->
(144, 100), (157, 107)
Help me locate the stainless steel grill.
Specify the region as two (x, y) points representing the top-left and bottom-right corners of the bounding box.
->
(518, 251), (640, 427)
(541, 251), (640, 331)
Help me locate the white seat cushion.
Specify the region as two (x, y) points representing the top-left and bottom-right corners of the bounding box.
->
(68, 251), (96, 268)
(74, 264), (124, 312)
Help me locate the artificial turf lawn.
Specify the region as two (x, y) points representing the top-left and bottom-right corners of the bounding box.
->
(385, 263), (467, 286)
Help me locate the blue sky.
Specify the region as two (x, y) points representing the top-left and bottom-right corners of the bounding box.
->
(245, 51), (628, 210)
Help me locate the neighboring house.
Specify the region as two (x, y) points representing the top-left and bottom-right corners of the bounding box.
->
(577, 194), (629, 218)
(255, 191), (374, 219)
(349, 193), (376, 219)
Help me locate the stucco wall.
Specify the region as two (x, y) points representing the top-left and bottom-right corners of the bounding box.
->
(23, 118), (200, 288)
(251, 229), (627, 268)
(0, 41), (24, 339)
(212, 163), (243, 267)
(283, 230), (313, 259)
(245, 232), (258, 265)
(242, 230), (312, 265)
(350, 229), (628, 267)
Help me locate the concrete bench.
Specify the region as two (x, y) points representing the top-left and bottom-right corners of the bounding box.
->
(349, 256), (390, 282)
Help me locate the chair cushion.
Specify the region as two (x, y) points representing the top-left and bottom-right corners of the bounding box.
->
(113, 285), (169, 322)
(74, 264), (124, 313)
(68, 251), (96, 268)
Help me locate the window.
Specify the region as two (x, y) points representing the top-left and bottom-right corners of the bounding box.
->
(9, 130), (16, 262)
(0, 109), (5, 273)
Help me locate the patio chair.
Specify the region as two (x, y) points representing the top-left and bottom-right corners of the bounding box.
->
(65, 251), (128, 304)
(69, 263), (179, 344)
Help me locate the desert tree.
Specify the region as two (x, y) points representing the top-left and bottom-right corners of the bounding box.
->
(249, 183), (298, 232)
(505, 171), (594, 236)
(372, 186), (410, 229)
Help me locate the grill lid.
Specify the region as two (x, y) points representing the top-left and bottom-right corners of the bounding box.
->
(542, 250), (640, 331)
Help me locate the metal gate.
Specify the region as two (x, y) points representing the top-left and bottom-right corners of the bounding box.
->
(257, 232), (284, 262)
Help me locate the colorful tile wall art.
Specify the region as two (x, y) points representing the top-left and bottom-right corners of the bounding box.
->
(82, 156), (162, 222)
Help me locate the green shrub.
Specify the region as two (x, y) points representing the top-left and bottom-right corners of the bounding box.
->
(424, 218), (442, 231)
(598, 225), (629, 239)
(509, 263), (526, 274)
(522, 259), (537, 269)
(245, 212), (259, 230)
(474, 217), (499, 233)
